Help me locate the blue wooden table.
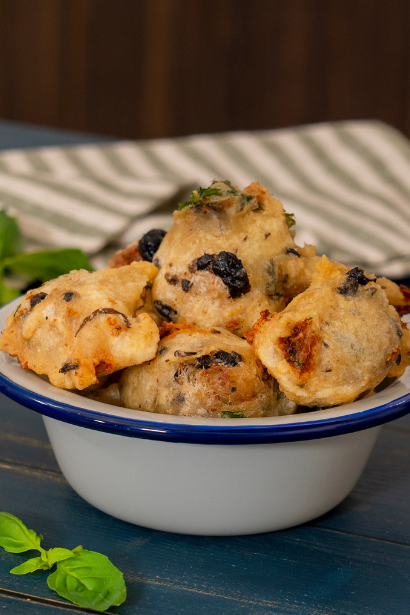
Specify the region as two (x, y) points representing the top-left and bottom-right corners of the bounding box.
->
(0, 121), (409, 614)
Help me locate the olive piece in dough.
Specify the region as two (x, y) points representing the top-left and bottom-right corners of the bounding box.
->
(119, 322), (297, 418)
(248, 256), (403, 407)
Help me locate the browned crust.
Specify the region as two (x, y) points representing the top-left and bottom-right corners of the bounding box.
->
(278, 318), (320, 381)
(108, 241), (143, 268)
(159, 321), (212, 340)
(244, 310), (272, 345)
(395, 285), (410, 316)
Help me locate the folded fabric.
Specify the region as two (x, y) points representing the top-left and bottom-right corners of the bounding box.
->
(0, 120), (409, 278)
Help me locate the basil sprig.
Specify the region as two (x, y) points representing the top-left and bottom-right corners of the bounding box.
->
(0, 512), (126, 612)
(0, 210), (93, 306)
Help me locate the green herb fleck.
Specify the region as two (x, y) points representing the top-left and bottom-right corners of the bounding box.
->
(178, 180), (254, 211)
(285, 212), (296, 228)
(0, 512), (126, 612)
(221, 410), (246, 418)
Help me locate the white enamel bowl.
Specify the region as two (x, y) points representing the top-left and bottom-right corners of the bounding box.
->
(1, 298), (409, 536)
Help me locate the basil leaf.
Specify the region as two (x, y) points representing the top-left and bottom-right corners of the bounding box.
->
(46, 548), (75, 567)
(0, 210), (20, 261)
(285, 212), (296, 228)
(47, 549), (126, 612)
(2, 249), (93, 282)
(0, 512), (43, 553)
(220, 411), (246, 418)
(10, 556), (50, 575)
(0, 278), (21, 306)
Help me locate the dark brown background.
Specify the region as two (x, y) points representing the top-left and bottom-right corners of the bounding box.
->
(0, 0), (409, 140)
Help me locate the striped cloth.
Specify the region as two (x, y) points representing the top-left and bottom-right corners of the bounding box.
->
(0, 119), (409, 278)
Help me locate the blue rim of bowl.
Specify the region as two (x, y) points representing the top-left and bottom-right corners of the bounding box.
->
(0, 371), (410, 444)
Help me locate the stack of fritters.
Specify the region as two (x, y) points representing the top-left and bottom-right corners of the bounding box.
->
(1, 180), (409, 416)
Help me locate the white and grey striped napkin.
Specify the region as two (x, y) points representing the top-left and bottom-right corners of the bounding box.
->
(0, 119), (409, 278)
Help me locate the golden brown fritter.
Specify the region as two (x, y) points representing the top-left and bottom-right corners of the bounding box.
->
(151, 181), (318, 336)
(119, 322), (297, 418)
(377, 277), (410, 316)
(248, 256), (403, 407)
(0, 262), (159, 390)
(88, 383), (123, 407)
(109, 240), (143, 268)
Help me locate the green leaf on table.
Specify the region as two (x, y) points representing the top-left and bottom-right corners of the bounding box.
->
(10, 556), (50, 575)
(2, 248), (93, 282)
(0, 210), (20, 261)
(0, 512), (44, 553)
(47, 549), (127, 612)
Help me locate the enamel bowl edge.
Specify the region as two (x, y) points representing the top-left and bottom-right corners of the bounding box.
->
(1, 297), (409, 535)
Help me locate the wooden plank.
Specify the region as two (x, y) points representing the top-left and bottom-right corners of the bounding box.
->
(0, 394), (60, 472)
(0, 591), (91, 614)
(0, 461), (409, 615)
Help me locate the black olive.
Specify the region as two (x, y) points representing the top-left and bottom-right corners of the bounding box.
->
(181, 279), (192, 292)
(139, 229), (167, 262)
(154, 300), (177, 322)
(75, 308), (131, 336)
(337, 267), (373, 296)
(165, 273), (179, 285)
(194, 355), (213, 369)
(286, 248), (301, 257)
(30, 292), (47, 308)
(59, 360), (79, 374)
(174, 350), (198, 357)
(347, 267), (373, 286)
(196, 254), (215, 271)
(63, 292), (75, 302)
(212, 251), (250, 298)
(194, 351), (242, 369)
(213, 350), (242, 366)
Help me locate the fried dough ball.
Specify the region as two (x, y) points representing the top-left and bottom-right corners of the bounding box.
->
(388, 324), (410, 378)
(151, 181), (318, 336)
(88, 383), (123, 407)
(0, 262), (160, 390)
(248, 256), (403, 407)
(377, 277), (410, 316)
(119, 322), (297, 418)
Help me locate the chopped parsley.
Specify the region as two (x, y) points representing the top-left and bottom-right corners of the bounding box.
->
(178, 180), (255, 211)
(285, 212), (296, 228)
